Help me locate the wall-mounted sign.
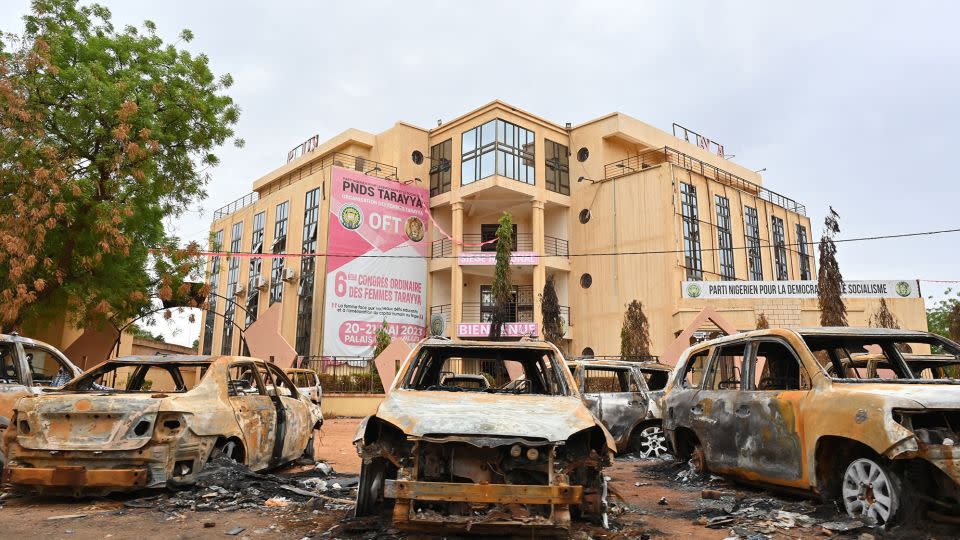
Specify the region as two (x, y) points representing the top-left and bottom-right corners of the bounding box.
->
(459, 252), (539, 266)
(429, 313), (447, 337)
(323, 167), (429, 356)
(457, 322), (539, 338)
(682, 280), (921, 299)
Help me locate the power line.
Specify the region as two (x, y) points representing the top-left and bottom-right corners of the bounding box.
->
(182, 226), (960, 259)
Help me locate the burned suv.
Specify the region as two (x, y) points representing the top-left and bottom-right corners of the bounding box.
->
(353, 339), (615, 533)
(664, 328), (960, 526)
(567, 359), (672, 458)
(3, 355), (322, 496)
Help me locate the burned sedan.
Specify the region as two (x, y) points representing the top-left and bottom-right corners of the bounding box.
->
(2, 355), (322, 496)
(664, 328), (960, 526)
(353, 339), (615, 533)
(0, 333), (82, 450)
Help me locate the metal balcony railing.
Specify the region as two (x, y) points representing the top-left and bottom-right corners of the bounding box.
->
(430, 304), (570, 325)
(462, 233), (534, 252)
(603, 146), (806, 215)
(431, 238), (452, 258)
(544, 236), (569, 257)
(462, 302), (535, 323)
(213, 192), (259, 221)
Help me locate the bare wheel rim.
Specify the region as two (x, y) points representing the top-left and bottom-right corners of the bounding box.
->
(638, 426), (669, 458)
(842, 458), (898, 524)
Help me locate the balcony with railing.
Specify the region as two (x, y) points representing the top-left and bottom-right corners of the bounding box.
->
(213, 192), (259, 221)
(603, 146), (806, 215)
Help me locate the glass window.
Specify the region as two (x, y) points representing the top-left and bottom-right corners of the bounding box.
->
(461, 118), (535, 186)
(680, 183), (703, 280)
(202, 230), (223, 355)
(744, 207), (763, 281)
(295, 189), (321, 355)
(246, 211), (266, 327)
(752, 341), (810, 390)
(429, 139), (452, 196)
(270, 201), (289, 305)
(715, 195), (735, 280)
(680, 350), (710, 388)
(772, 216), (789, 281)
(706, 343), (746, 390)
(222, 221), (243, 355)
(797, 224), (812, 280)
(641, 368), (670, 391)
(545, 139), (570, 195)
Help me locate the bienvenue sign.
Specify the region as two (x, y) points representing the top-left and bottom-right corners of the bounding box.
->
(682, 279), (920, 299)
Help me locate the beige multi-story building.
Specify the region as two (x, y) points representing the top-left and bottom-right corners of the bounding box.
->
(198, 100), (927, 360)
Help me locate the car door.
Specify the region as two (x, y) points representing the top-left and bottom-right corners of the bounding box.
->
(20, 342), (81, 388)
(692, 342), (748, 473)
(265, 363), (313, 462)
(226, 362), (277, 470)
(737, 338), (811, 484)
(581, 366), (645, 445)
(0, 341), (29, 430)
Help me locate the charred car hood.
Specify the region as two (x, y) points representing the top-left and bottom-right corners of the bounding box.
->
(15, 393), (162, 451)
(833, 383), (960, 409)
(374, 390), (608, 444)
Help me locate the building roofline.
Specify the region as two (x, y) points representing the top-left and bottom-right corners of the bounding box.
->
(429, 99), (569, 138)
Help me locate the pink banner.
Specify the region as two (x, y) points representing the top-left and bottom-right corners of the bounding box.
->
(457, 322), (539, 338)
(458, 251), (540, 266)
(323, 168), (429, 356)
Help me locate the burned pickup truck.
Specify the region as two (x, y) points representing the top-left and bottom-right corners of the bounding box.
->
(353, 338), (615, 533)
(664, 327), (960, 526)
(2, 355), (322, 496)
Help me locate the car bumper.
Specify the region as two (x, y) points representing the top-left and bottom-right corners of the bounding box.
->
(385, 479), (582, 532)
(3, 465), (148, 489)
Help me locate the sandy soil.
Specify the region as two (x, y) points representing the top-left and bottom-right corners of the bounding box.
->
(2, 418), (958, 539)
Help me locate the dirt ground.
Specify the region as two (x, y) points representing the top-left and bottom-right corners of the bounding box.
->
(1, 418), (958, 539)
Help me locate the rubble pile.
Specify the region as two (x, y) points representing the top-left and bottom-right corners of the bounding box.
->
(124, 458), (358, 513)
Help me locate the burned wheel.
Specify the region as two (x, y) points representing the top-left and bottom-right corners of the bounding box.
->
(212, 439), (243, 463)
(841, 458), (902, 525)
(303, 430), (316, 461)
(633, 425), (670, 459)
(355, 459), (389, 517)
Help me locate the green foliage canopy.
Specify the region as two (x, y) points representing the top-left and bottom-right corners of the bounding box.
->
(0, 0), (241, 331)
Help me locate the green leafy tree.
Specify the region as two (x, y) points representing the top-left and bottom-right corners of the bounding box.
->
(128, 323), (163, 341)
(927, 289), (960, 341)
(488, 212), (513, 340)
(817, 207), (847, 326)
(620, 299), (651, 361)
(0, 0), (241, 332)
(373, 319), (391, 357)
(868, 298), (900, 329)
(540, 275), (564, 347)
(755, 312), (770, 329)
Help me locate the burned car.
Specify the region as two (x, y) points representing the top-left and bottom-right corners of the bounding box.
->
(353, 338), (615, 533)
(285, 367), (323, 405)
(567, 359), (671, 458)
(2, 355), (322, 496)
(0, 333), (82, 464)
(664, 328), (960, 526)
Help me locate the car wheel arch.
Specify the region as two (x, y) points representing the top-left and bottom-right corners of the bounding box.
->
(813, 435), (883, 497)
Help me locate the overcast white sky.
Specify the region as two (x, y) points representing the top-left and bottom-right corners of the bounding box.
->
(3, 1), (959, 346)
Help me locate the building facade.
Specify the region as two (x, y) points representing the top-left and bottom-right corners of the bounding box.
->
(198, 100), (927, 360)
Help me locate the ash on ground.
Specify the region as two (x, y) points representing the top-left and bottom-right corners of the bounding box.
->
(123, 458), (359, 514)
